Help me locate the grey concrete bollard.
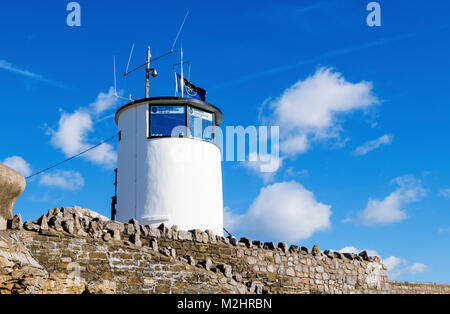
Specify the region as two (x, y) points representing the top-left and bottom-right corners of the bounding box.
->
(0, 163), (26, 230)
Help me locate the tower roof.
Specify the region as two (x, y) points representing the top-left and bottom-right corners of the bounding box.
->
(115, 97), (223, 126)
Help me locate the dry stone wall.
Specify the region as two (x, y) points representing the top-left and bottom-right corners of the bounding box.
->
(1, 206), (449, 294)
(0, 230), (89, 294)
(16, 231), (244, 294)
(389, 282), (450, 294)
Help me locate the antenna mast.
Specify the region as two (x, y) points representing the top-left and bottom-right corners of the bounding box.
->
(113, 56), (134, 101)
(145, 46), (151, 98)
(122, 11), (189, 98)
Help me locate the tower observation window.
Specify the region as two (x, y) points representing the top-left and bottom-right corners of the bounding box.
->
(148, 104), (216, 143)
(150, 106), (186, 137)
(188, 106), (214, 142)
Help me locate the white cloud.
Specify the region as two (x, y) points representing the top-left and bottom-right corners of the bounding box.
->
(0, 59), (46, 80)
(338, 247), (428, 280)
(84, 142), (116, 166)
(355, 175), (427, 226)
(50, 109), (93, 156)
(0, 59), (66, 88)
(223, 207), (243, 232)
(224, 181), (332, 243)
(383, 256), (428, 279)
(2, 156), (32, 177)
(383, 256), (404, 270)
(283, 168), (309, 180)
(245, 67), (379, 180)
(353, 134), (394, 156)
(439, 188), (450, 198)
(267, 67), (379, 157)
(408, 263), (428, 275)
(47, 88), (118, 168)
(241, 152), (283, 183)
(39, 170), (84, 190)
(383, 256), (407, 279)
(280, 134), (309, 156)
(90, 87), (119, 115)
(239, 127), (282, 181)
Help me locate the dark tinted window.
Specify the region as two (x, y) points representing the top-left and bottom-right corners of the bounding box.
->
(187, 106), (214, 142)
(150, 106), (186, 137)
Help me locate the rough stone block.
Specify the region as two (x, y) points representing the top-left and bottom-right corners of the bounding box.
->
(252, 240), (264, 248)
(149, 238), (158, 251)
(263, 242), (275, 250)
(146, 226), (161, 238)
(228, 236), (238, 246)
(300, 246), (311, 255)
(217, 264), (232, 278)
(358, 251), (369, 261)
(9, 214), (22, 230)
(239, 237), (252, 248)
(312, 245), (321, 256)
(289, 245), (300, 253)
(0, 163), (26, 230)
(23, 221), (40, 232)
(205, 229), (216, 244)
(177, 230), (193, 241)
(278, 242), (288, 253)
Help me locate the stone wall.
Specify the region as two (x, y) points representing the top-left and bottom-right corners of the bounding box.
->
(0, 230), (88, 294)
(390, 282), (450, 294)
(16, 229), (391, 294)
(1, 206), (449, 294)
(8, 206), (393, 294)
(16, 230), (244, 294)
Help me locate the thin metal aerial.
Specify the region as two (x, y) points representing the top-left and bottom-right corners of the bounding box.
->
(125, 43), (135, 75)
(173, 60), (191, 96)
(123, 10), (190, 77)
(173, 60), (191, 78)
(113, 56), (134, 101)
(171, 10), (189, 51)
(113, 56), (117, 95)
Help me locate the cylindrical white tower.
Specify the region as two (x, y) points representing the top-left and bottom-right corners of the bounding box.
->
(114, 97), (224, 235)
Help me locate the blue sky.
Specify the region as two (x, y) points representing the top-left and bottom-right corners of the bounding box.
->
(1, 0), (449, 283)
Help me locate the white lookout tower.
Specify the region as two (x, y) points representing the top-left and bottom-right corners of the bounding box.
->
(112, 41), (224, 235)
(113, 46), (224, 235)
(114, 97), (224, 235)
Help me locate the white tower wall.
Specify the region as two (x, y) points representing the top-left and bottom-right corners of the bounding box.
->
(116, 101), (224, 235)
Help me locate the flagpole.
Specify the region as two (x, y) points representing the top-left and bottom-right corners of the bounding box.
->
(180, 47), (184, 98)
(174, 71), (178, 96)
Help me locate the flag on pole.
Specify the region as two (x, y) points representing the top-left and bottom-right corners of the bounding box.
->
(180, 48), (184, 98)
(175, 73), (207, 101)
